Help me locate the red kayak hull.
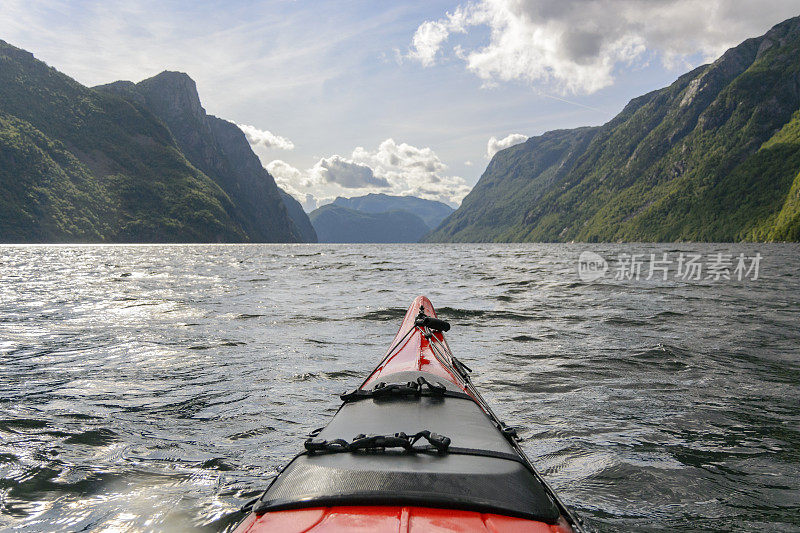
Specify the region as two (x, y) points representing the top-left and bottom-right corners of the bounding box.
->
(234, 296), (575, 533)
(362, 296), (466, 392)
(235, 505), (573, 532)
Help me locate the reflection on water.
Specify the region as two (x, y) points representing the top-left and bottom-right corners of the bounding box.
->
(0, 243), (798, 532)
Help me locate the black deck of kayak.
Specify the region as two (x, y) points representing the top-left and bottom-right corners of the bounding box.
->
(252, 370), (560, 522)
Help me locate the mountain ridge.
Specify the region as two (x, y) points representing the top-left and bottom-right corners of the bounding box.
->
(310, 204), (430, 243)
(331, 193), (454, 230)
(426, 16), (800, 242)
(0, 38), (314, 243)
(0, 40), (246, 242)
(96, 71), (311, 242)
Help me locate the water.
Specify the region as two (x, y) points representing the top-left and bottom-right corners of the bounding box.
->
(0, 243), (798, 532)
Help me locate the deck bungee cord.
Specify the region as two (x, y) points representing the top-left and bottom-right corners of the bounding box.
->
(234, 296), (588, 533)
(413, 307), (587, 532)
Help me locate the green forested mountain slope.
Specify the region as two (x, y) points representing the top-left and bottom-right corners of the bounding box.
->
(0, 112), (111, 241)
(427, 16), (800, 242)
(750, 110), (800, 241)
(0, 40), (311, 243)
(429, 127), (599, 241)
(97, 73), (306, 242)
(0, 40), (248, 242)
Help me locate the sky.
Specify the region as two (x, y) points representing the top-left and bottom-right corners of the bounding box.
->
(1, 0), (798, 211)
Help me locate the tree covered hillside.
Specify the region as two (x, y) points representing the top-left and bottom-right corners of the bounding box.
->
(427, 16), (800, 243)
(0, 40), (311, 243)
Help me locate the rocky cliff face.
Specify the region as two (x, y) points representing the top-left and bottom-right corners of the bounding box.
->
(98, 72), (310, 242)
(0, 37), (317, 243)
(0, 40), (247, 243)
(280, 190), (318, 243)
(427, 16), (800, 242)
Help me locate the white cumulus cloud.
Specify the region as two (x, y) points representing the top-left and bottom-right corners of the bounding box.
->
(408, 20), (451, 66)
(311, 155), (391, 188)
(487, 133), (527, 159)
(266, 139), (471, 209)
(266, 159), (321, 212)
(237, 123), (294, 150)
(267, 159), (306, 190)
(408, 0), (800, 94)
(351, 139), (471, 205)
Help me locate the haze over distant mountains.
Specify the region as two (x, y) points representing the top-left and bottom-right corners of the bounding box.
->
(310, 194), (453, 243)
(331, 194), (453, 230)
(428, 16), (800, 242)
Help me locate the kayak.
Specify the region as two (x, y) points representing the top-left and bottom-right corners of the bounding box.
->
(234, 296), (584, 532)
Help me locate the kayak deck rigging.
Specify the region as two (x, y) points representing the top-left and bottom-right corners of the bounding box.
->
(234, 296), (583, 533)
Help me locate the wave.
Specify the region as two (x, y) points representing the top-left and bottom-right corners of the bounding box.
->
(510, 334), (542, 342)
(63, 428), (118, 446)
(356, 308), (408, 320)
(235, 313), (266, 320)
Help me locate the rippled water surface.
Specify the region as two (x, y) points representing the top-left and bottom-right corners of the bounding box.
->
(1, 244), (798, 532)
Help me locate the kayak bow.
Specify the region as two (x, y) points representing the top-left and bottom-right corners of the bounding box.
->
(235, 296), (584, 532)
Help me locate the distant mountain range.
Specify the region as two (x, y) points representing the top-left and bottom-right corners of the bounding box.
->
(0, 40), (315, 243)
(4, 15), (800, 244)
(332, 194), (453, 230)
(310, 194), (454, 242)
(427, 16), (800, 242)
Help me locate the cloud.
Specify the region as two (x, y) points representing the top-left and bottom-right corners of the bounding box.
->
(266, 139), (471, 208)
(352, 139), (446, 174)
(407, 0), (800, 94)
(267, 160), (321, 212)
(487, 133), (527, 159)
(350, 139), (471, 205)
(267, 159), (305, 186)
(237, 123), (294, 150)
(311, 155), (391, 188)
(299, 194), (319, 212)
(408, 20), (451, 66)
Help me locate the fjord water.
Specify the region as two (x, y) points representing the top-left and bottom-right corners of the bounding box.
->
(1, 244), (798, 532)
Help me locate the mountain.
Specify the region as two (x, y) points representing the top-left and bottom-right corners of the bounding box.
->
(309, 204), (430, 243)
(0, 39), (310, 243)
(0, 40), (246, 242)
(280, 190), (317, 243)
(332, 194), (454, 230)
(96, 72), (312, 242)
(427, 16), (800, 242)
